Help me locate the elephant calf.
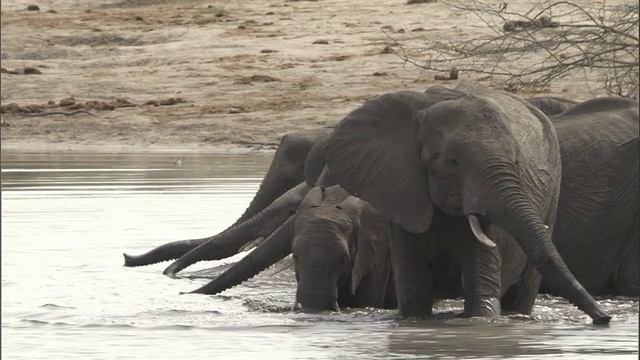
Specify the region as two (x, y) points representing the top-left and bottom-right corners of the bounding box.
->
(186, 185), (398, 312)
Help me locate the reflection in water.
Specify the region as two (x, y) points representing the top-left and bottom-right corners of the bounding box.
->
(388, 320), (639, 358)
(1, 153), (638, 359)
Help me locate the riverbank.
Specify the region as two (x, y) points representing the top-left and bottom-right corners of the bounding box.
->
(1, 0), (609, 154)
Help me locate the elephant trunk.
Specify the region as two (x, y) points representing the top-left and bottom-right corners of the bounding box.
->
(233, 131), (323, 226)
(162, 182), (310, 277)
(186, 216), (295, 295)
(304, 136), (330, 186)
(296, 278), (339, 312)
(486, 178), (611, 325)
(123, 237), (208, 267)
(233, 176), (282, 227)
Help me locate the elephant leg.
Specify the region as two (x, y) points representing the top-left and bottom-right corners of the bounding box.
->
(460, 245), (502, 318)
(439, 221), (501, 317)
(383, 275), (398, 309)
(500, 261), (542, 315)
(614, 226), (639, 296)
(388, 222), (434, 317)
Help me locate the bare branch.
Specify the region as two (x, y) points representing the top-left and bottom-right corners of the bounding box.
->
(394, 0), (639, 98)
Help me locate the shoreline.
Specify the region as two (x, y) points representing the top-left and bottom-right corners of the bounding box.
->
(0, 141), (277, 156)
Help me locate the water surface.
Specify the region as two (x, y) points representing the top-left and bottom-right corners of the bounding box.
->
(2, 152), (638, 359)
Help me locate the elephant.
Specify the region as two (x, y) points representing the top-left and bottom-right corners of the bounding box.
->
(185, 185), (396, 311)
(319, 81), (610, 324)
(537, 96), (639, 296)
(122, 95), (577, 271)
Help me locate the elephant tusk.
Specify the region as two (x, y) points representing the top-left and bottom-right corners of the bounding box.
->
(333, 301), (341, 313)
(239, 236), (265, 252)
(468, 215), (497, 248)
(267, 256), (295, 276)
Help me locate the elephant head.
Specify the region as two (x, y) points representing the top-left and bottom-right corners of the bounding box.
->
(186, 185), (395, 313)
(322, 81), (611, 324)
(291, 186), (392, 312)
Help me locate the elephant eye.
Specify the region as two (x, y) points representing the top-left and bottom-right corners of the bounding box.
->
(430, 152), (440, 162)
(445, 158), (459, 166)
(341, 254), (349, 264)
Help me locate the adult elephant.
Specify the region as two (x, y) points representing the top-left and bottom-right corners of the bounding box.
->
(538, 97), (639, 296)
(123, 128), (331, 268)
(122, 96), (576, 270)
(320, 81), (610, 324)
(186, 185), (399, 311)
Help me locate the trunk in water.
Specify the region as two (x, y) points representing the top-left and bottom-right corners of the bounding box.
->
(163, 182), (310, 277)
(123, 237), (208, 267)
(296, 279), (338, 312)
(186, 216), (295, 295)
(494, 189), (611, 325)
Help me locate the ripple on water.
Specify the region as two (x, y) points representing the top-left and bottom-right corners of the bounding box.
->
(40, 303), (77, 310)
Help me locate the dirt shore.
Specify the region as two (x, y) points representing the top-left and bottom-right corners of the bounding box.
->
(0, 0), (612, 154)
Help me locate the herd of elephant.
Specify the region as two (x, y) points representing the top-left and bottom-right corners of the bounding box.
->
(124, 81), (639, 326)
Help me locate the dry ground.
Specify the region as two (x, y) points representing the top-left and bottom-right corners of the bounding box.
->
(0, 0), (614, 154)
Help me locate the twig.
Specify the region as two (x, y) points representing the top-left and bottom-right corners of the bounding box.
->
(19, 109), (97, 117)
(392, 0), (639, 98)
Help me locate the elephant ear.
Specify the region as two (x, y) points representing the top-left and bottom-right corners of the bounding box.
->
(325, 91), (442, 233)
(334, 195), (365, 218)
(299, 186), (324, 210)
(349, 201), (391, 300)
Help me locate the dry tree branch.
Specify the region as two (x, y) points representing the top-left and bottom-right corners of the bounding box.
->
(394, 0), (639, 98)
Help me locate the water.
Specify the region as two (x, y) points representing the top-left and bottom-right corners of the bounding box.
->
(2, 152), (638, 359)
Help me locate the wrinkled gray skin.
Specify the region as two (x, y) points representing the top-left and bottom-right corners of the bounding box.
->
(321, 81), (610, 324)
(526, 96), (578, 116)
(538, 97), (639, 296)
(122, 96), (569, 271)
(185, 185), (398, 312)
(122, 128), (331, 269)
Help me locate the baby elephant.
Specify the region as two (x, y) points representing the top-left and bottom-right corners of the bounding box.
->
(186, 185), (397, 313)
(290, 185), (396, 311)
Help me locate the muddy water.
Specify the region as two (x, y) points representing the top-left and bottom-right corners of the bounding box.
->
(1, 153), (638, 359)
